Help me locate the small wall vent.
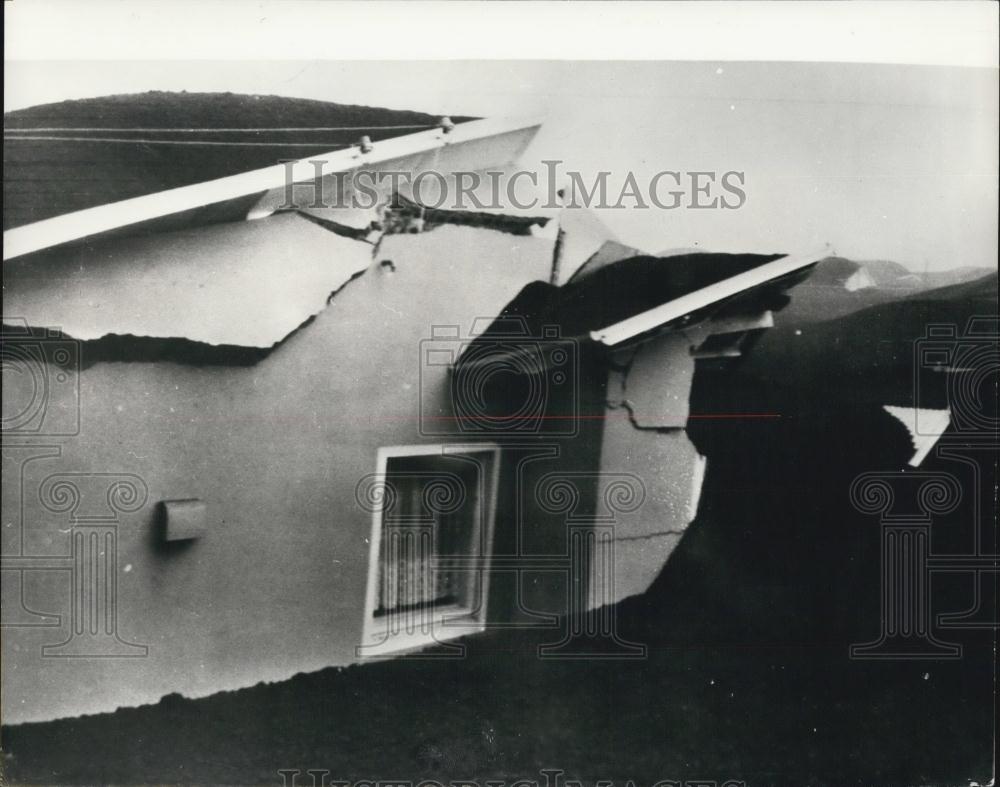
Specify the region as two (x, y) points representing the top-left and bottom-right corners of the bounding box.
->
(161, 499), (207, 541)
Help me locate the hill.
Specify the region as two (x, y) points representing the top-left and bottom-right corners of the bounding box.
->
(717, 271), (998, 410)
(4, 91), (453, 131)
(859, 258), (993, 291)
(3, 91), (474, 229)
(777, 256), (996, 324)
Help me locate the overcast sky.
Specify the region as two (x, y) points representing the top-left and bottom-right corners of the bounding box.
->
(4, 59), (997, 271)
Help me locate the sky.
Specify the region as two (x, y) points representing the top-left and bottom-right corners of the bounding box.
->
(4, 59), (998, 271)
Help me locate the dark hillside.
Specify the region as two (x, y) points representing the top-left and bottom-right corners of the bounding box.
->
(4, 92), (475, 229)
(704, 272), (998, 412)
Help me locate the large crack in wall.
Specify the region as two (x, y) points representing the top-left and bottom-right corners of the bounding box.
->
(4, 268), (372, 370)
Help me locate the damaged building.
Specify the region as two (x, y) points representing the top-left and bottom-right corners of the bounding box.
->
(2, 116), (823, 723)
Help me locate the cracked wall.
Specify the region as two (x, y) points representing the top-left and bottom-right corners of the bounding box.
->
(1, 224), (554, 724)
(590, 330), (709, 609)
(2, 212), (373, 349)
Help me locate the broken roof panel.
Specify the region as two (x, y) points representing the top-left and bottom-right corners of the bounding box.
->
(574, 252), (784, 333)
(477, 251), (788, 340)
(245, 119), (542, 224)
(2, 212), (372, 348)
(3, 117), (541, 260)
(457, 249), (824, 376)
(591, 248), (828, 346)
(386, 194), (551, 236)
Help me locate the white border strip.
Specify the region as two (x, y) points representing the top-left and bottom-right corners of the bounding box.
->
(2, 116), (540, 261)
(591, 246), (832, 346)
(5, 2), (998, 68)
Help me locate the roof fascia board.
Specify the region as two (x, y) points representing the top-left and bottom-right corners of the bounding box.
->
(2, 116), (541, 261)
(591, 246), (832, 347)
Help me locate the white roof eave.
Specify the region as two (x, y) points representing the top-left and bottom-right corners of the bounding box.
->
(590, 246), (832, 347)
(2, 116), (542, 262)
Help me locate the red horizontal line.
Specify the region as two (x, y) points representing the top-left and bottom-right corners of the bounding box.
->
(413, 413), (781, 421)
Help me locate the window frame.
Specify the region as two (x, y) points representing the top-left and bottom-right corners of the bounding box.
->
(359, 443), (501, 657)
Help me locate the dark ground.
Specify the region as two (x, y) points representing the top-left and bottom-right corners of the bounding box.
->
(2, 276), (996, 786)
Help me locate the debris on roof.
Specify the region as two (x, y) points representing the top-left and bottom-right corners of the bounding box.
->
(3, 116), (541, 260)
(383, 194), (551, 236)
(2, 212), (373, 348)
(883, 406), (952, 466)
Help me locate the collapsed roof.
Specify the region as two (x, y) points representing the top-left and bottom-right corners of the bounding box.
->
(448, 247), (824, 442)
(3, 100), (824, 370)
(3, 204), (823, 366)
(466, 250), (822, 353)
(3, 114), (541, 260)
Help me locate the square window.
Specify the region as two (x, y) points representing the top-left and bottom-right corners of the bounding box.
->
(360, 445), (500, 657)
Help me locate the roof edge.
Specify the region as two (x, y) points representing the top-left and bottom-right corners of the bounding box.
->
(2, 116), (542, 261)
(590, 246), (833, 346)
